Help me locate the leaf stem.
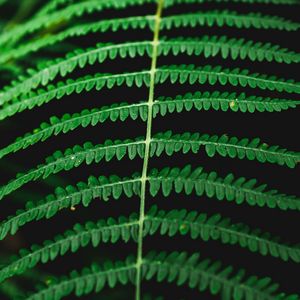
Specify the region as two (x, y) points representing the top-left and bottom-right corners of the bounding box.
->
(135, 0), (164, 299)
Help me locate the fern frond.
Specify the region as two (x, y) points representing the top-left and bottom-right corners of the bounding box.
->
(149, 165), (300, 210)
(26, 257), (137, 300)
(2, 37), (299, 106)
(161, 10), (300, 31)
(0, 0), (155, 48)
(159, 37), (300, 64)
(0, 41), (153, 105)
(1, 205), (299, 284)
(36, 0), (81, 16)
(145, 206), (300, 262)
(0, 214), (140, 284)
(0, 174), (142, 241)
(2, 10), (299, 64)
(0, 71), (151, 121)
(0, 16), (154, 64)
(6, 7), (293, 50)
(23, 251), (298, 300)
(1, 66), (299, 121)
(0, 92), (298, 160)
(0, 102), (149, 160)
(38, 0), (300, 18)
(144, 251), (298, 300)
(0, 0), (299, 298)
(1, 129), (298, 202)
(0, 138), (145, 202)
(154, 92), (300, 114)
(3, 39), (298, 108)
(1, 165), (298, 242)
(156, 65), (300, 94)
(152, 131), (300, 168)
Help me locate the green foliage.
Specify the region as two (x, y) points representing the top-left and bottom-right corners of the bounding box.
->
(1, 65), (299, 121)
(0, 173), (142, 241)
(152, 131), (300, 168)
(0, 16), (154, 64)
(156, 65), (300, 93)
(159, 37), (300, 63)
(0, 91), (298, 162)
(0, 0), (155, 48)
(0, 42), (153, 104)
(37, 0), (300, 17)
(1, 164), (299, 247)
(0, 137), (145, 201)
(2, 37), (299, 105)
(148, 165), (300, 210)
(0, 71), (151, 121)
(160, 10), (300, 31)
(23, 251), (299, 300)
(0, 132), (298, 203)
(1, 205), (299, 286)
(0, 0), (299, 299)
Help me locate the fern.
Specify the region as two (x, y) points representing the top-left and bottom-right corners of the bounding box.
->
(2, 9), (299, 63)
(0, 16), (155, 64)
(0, 0), (156, 48)
(35, 0), (300, 18)
(22, 251), (299, 300)
(1, 163), (299, 244)
(1, 205), (300, 286)
(1, 66), (299, 121)
(0, 0), (299, 300)
(2, 37), (299, 105)
(160, 10), (300, 31)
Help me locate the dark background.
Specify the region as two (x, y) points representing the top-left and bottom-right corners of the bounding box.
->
(0, 1), (299, 299)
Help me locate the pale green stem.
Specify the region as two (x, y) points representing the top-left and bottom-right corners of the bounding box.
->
(135, 0), (164, 299)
